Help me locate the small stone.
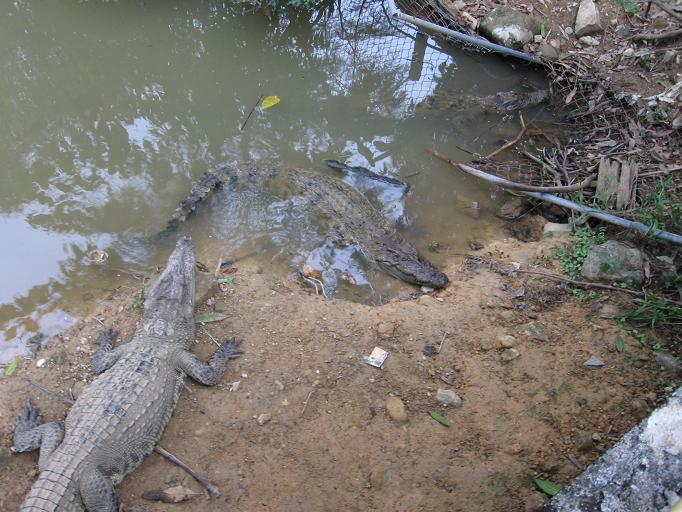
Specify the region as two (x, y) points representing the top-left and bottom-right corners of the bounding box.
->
(499, 335), (517, 348)
(256, 413), (271, 425)
(386, 396), (408, 423)
(479, 7), (540, 49)
(422, 345), (438, 357)
(575, 0), (602, 38)
(578, 35), (600, 46)
(213, 302), (229, 313)
(48, 350), (65, 366)
(436, 389), (463, 407)
(194, 271), (217, 305)
(534, 34), (543, 43)
(417, 294), (435, 306)
(542, 222), (572, 238)
(497, 197), (530, 220)
(501, 348), (520, 362)
(377, 322), (394, 337)
(652, 352), (682, 376)
(623, 47), (635, 57)
(164, 468), (177, 484)
(369, 463), (392, 489)
(631, 399), (647, 414)
(592, 432), (601, 442)
(469, 240), (483, 251)
(274, 380), (285, 392)
(584, 355), (605, 367)
(421, 286), (435, 293)
(36, 358), (46, 368)
(538, 41), (560, 60)
(520, 321), (549, 342)
(564, 26), (574, 36)
(575, 430), (594, 452)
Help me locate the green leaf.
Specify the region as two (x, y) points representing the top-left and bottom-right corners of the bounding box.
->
(261, 95), (281, 110)
(540, 21), (548, 38)
(218, 276), (237, 285)
(534, 478), (562, 496)
(656, 256), (674, 265)
(428, 410), (450, 427)
(615, 335), (625, 353)
(4, 356), (20, 376)
(194, 313), (229, 324)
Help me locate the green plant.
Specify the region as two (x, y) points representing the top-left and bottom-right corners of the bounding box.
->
(572, 288), (599, 302)
(129, 287), (145, 311)
(617, 294), (682, 328)
(636, 176), (682, 234)
(612, 0), (639, 14)
(662, 269), (682, 300)
(554, 227), (606, 277)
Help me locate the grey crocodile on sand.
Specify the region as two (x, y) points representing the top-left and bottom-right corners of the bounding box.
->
(163, 161), (448, 289)
(14, 237), (242, 511)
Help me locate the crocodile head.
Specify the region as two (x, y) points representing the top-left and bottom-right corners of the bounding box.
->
(376, 236), (449, 289)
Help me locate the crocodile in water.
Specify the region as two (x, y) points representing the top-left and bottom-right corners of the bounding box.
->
(163, 161), (448, 289)
(14, 236), (242, 511)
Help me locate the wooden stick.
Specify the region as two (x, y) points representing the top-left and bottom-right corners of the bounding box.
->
(154, 445), (222, 497)
(240, 94), (263, 131)
(24, 378), (75, 405)
(487, 113), (526, 158)
(301, 390), (315, 415)
(634, 28), (682, 41)
(428, 149), (596, 193)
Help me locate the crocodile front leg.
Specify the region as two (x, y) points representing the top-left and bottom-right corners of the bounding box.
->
(178, 338), (242, 385)
(91, 329), (130, 375)
(79, 468), (120, 512)
(13, 400), (64, 470)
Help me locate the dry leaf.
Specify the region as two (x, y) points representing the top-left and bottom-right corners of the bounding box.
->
(142, 485), (201, 503)
(565, 88), (577, 104)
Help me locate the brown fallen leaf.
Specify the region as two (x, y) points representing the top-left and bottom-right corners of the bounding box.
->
(142, 485), (201, 504)
(301, 263), (321, 280)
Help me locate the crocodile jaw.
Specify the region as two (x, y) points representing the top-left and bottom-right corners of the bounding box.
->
(139, 236), (196, 346)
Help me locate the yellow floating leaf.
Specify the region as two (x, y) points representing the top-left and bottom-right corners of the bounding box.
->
(261, 95), (281, 110)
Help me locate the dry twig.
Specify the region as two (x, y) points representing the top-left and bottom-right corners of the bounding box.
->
(487, 113), (526, 158)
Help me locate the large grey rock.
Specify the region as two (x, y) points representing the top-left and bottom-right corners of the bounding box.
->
(479, 7), (539, 49)
(542, 386), (682, 511)
(580, 241), (647, 287)
(574, 0), (602, 38)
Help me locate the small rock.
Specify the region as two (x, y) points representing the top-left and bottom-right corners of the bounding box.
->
(369, 463), (392, 489)
(436, 389), (463, 407)
(652, 351), (682, 376)
(564, 26), (574, 36)
(422, 345), (438, 357)
(229, 380), (241, 392)
(164, 468), (177, 485)
(420, 286), (435, 293)
(499, 335), (517, 348)
(578, 35), (600, 46)
(479, 7), (540, 49)
(48, 350), (65, 366)
(417, 294), (435, 306)
(274, 380), (285, 392)
(469, 240), (483, 251)
(501, 348), (520, 362)
(580, 241), (647, 287)
(592, 432), (602, 442)
(520, 321), (549, 342)
(538, 41), (560, 60)
(377, 322), (394, 336)
(575, 0), (602, 38)
(386, 396), (409, 423)
(256, 413), (271, 426)
(36, 358), (46, 368)
(584, 355), (605, 367)
(631, 399), (647, 414)
(575, 430), (594, 452)
(623, 47), (635, 57)
(213, 302), (229, 313)
(533, 34), (543, 43)
(542, 222), (572, 238)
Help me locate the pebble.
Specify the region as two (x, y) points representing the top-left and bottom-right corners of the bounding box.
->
(436, 389), (462, 407)
(369, 463), (392, 488)
(36, 358), (46, 368)
(578, 35), (600, 46)
(499, 335), (517, 348)
(584, 355), (605, 367)
(501, 348), (520, 362)
(256, 413), (271, 425)
(417, 295), (435, 305)
(575, 430), (594, 452)
(623, 47), (634, 57)
(592, 432), (602, 442)
(274, 380), (285, 392)
(420, 286), (435, 293)
(385, 396), (409, 423)
(520, 321), (549, 342)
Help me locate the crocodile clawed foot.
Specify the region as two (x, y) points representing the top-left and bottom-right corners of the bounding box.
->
(15, 400), (43, 433)
(218, 338), (243, 360)
(96, 329), (118, 350)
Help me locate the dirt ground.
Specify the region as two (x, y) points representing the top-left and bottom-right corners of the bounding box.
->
(1, 234), (679, 512)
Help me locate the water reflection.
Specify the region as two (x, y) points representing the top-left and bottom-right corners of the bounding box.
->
(0, 0), (547, 361)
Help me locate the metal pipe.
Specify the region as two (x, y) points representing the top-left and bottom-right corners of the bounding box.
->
(453, 162), (682, 245)
(384, 0), (540, 63)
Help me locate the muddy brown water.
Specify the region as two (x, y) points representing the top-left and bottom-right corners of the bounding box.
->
(0, 0), (551, 363)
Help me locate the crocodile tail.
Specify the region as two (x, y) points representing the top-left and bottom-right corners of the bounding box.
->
(161, 165), (235, 236)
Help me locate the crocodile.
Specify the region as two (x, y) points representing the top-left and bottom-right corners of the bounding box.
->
(13, 236), (242, 511)
(163, 161), (448, 289)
